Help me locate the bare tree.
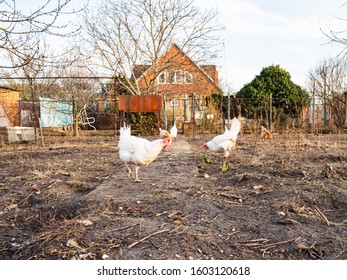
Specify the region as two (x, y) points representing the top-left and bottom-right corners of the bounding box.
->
(307, 58), (347, 129)
(81, 0), (223, 95)
(322, 2), (347, 57)
(0, 0), (86, 70)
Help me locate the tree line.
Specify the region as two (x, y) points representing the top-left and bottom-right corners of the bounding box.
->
(1, 0), (347, 131)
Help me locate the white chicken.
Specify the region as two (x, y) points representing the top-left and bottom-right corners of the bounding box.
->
(159, 127), (173, 145)
(119, 125), (172, 182)
(202, 117), (241, 171)
(169, 121), (178, 138)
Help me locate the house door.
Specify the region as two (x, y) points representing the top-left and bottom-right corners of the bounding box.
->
(184, 93), (197, 122)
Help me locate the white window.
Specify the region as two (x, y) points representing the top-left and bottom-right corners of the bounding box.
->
(176, 70), (183, 84)
(158, 71), (166, 84)
(170, 99), (180, 107)
(168, 70), (175, 84)
(167, 69), (183, 84)
(185, 71), (192, 84)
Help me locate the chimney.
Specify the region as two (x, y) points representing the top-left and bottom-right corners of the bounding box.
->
(201, 65), (218, 83)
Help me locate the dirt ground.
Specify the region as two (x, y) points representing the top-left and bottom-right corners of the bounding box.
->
(0, 131), (346, 260)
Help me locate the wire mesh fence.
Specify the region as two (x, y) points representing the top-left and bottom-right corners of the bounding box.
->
(0, 96), (340, 136)
(1, 76), (346, 136)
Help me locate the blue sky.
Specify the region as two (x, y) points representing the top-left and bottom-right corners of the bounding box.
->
(12, 0), (347, 92)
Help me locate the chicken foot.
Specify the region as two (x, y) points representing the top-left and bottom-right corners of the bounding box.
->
(124, 163), (134, 178)
(134, 166), (142, 182)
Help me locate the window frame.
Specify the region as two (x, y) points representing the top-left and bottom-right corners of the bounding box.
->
(184, 71), (193, 84)
(158, 71), (166, 84)
(160, 69), (192, 84)
(168, 70), (175, 84)
(175, 70), (183, 84)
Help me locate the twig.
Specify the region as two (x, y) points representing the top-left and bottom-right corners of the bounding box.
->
(209, 214), (220, 223)
(314, 206), (330, 226)
(127, 228), (171, 249)
(17, 192), (35, 207)
(260, 236), (301, 252)
(108, 224), (137, 233)
(236, 238), (269, 247)
(314, 206), (347, 226)
(286, 218), (302, 226)
(219, 192), (243, 200)
(236, 238), (269, 243)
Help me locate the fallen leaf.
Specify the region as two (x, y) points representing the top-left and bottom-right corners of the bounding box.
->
(202, 155), (211, 163)
(66, 239), (81, 249)
(77, 219), (93, 226)
(6, 204), (18, 211)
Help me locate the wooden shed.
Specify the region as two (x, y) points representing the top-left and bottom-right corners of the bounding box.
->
(0, 86), (20, 126)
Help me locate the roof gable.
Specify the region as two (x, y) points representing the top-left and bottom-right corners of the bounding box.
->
(136, 44), (222, 94)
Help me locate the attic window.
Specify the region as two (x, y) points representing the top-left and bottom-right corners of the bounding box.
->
(158, 71), (166, 84)
(185, 71), (192, 84)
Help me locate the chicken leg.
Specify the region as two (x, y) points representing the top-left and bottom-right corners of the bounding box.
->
(124, 163), (134, 178)
(134, 166), (142, 182)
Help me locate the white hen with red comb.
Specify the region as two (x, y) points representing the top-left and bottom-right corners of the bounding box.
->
(119, 125), (171, 182)
(202, 117), (241, 170)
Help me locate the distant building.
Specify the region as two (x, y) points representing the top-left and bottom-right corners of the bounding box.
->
(0, 86), (20, 126)
(134, 43), (222, 128)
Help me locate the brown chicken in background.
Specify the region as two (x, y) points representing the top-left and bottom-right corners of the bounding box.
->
(261, 126), (273, 139)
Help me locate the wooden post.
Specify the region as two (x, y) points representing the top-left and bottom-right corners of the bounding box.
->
(73, 98), (79, 137)
(191, 93), (196, 138)
(344, 91), (347, 128)
(172, 100), (175, 125)
(39, 117), (45, 147)
(312, 88), (316, 133)
(184, 93), (187, 122)
(323, 65), (327, 129)
(227, 92), (231, 129)
(114, 79), (118, 140)
(158, 111), (161, 133)
(268, 92), (273, 130)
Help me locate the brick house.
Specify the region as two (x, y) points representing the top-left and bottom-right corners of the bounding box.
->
(134, 44), (222, 129)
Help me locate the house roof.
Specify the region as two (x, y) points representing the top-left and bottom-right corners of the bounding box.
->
(0, 85), (19, 91)
(135, 43), (222, 93)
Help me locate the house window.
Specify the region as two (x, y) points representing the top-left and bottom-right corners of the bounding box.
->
(176, 70), (183, 84)
(167, 69), (183, 84)
(170, 99), (180, 107)
(158, 71), (166, 84)
(168, 70), (175, 84)
(185, 71), (192, 84)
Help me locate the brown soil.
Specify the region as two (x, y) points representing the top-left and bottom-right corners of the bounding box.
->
(0, 132), (346, 260)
